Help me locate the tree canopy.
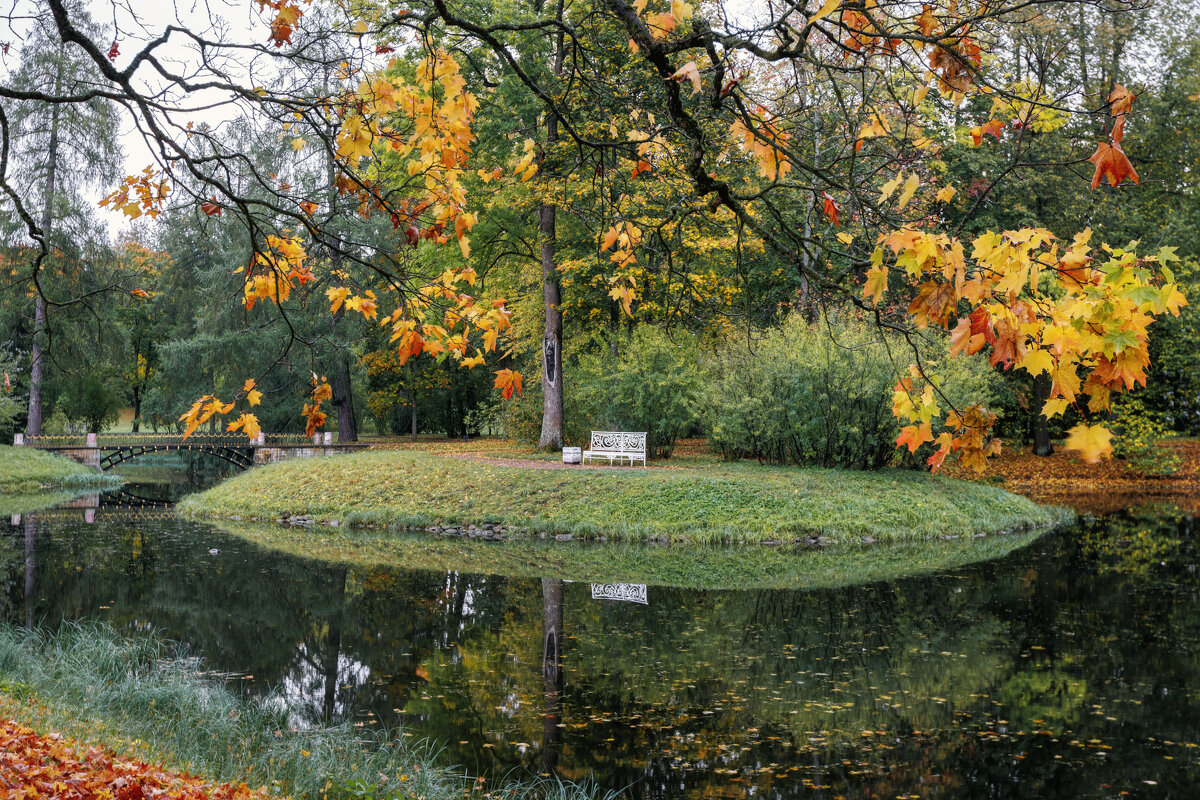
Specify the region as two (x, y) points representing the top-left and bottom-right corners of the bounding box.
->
(0, 0), (1193, 468)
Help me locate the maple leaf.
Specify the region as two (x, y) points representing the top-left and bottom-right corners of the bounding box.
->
(897, 172), (920, 209)
(201, 198), (222, 216)
(863, 266), (888, 305)
(1065, 423), (1114, 464)
(1088, 141), (1139, 189)
(935, 185), (957, 203)
(601, 227), (621, 251)
(1109, 83), (1135, 116)
(243, 378), (264, 406)
(808, 0), (840, 25)
(107, 40), (119, 60)
(631, 159), (653, 178)
(896, 422), (933, 453)
(130, 288), (151, 298)
(821, 191), (841, 226)
(494, 368), (524, 400)
(879, 173), (902, 203)
(462, 353), (486, 369)
(969, 119), (1005, 147)
(300, 200), (318, 215)
(291, 136), (306, 151)
(227, 412), (262, 440)
(671, 61), (703, 95)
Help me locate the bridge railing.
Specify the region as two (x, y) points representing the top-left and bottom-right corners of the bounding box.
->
(17, 432), (313, 447)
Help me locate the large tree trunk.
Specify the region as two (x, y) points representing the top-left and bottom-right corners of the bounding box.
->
(331, 346), (357, 442)
(131, 385), (141, 433)
(1031, 372), (1054, 457)
(536, 0), (566, 451)
(26, 64), (62, 439)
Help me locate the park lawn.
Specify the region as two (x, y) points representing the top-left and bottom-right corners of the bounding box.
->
(0, 444), (121, 493)
(180, 449), (1068, 544)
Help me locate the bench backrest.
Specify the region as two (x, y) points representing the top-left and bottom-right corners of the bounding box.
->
(589, 431), (647, 454)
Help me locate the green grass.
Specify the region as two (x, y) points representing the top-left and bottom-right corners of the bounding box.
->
(0, 444), (122, 493)
(181, 450), (1068, 544)
(0, 489), (91, 516)
(0, 621), (613, 800)
(213, 519), (1052, 590)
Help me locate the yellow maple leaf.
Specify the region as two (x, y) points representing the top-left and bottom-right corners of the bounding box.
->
(1064, 423), (1114, 464)
(808, 0), (841, 25)
(1018, 348), (1054, 377)
(936, 185), (957, 203)
(671, 61), (702, 95)
(879, 174), (902, 203)
(863, 266), (889, 305)
(326, 286), (350, 314)
(898, 173), (921, 209)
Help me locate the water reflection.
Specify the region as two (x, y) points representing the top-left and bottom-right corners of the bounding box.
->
(2, 502), (1198, 799)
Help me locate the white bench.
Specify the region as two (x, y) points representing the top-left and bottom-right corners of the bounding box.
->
(582, 431), (647, 467)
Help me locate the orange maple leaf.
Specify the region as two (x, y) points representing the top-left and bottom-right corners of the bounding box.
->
(1088, 141), (1139, 189)
(821, 191), (840, 227)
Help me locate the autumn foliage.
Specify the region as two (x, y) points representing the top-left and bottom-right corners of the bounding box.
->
(0, 717), (270, 800)
(89, 0), (1183, 472)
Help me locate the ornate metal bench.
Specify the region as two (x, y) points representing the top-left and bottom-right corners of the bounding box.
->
(582, 431), (647, 467)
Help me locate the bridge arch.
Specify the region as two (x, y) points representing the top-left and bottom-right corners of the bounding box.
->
(99, 443), (255, 471)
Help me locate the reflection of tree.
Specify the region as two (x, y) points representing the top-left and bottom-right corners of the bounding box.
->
(23, 513), (37, 629)
(542, 579), (563, 775)
(5, 510), (1200, 799)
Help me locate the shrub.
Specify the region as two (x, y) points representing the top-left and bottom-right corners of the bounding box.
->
(1111, 397), (1182, 475)
(706, 315), (903, 469)
(570, 327), (702, 459)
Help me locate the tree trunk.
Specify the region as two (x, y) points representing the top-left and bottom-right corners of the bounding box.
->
(131, 385), (141, 433)
(408, 361), (418, 440)
(26, 63), (63, 439)
(536, 0), (566, 451)
(331, 348), (357, 442)
(1031, 372), (1054, 456)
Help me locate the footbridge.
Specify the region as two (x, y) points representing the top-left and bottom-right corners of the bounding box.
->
(13, 432), (369, 471)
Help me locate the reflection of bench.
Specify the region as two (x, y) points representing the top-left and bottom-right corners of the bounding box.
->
(582, 431), (647, 467)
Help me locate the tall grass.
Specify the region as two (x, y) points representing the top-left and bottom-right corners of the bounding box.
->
(0, 622), (616, 800)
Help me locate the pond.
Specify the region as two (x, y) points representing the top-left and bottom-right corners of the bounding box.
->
(2, 466), (1198, 799)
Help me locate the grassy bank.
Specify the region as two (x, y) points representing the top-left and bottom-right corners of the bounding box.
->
(0, 444), (122, 493)
(213, 519), (1050, 590)
(0, 622), (609, 800)
(181, 450), (1067, 544)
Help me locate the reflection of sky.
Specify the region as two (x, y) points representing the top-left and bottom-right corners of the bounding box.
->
(275, 640), (372, 721)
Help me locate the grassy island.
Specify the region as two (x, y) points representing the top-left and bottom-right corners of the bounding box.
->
(0, 444), (122, 495)
(180, 449), (1067, 544)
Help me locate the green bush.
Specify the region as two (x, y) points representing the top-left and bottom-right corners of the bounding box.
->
(570, 327), (702, 459)
(706, 316), (904, 469)
(1111, 397), (1182, 475)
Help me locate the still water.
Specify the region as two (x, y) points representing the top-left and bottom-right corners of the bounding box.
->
(2, 467), (1198, 799)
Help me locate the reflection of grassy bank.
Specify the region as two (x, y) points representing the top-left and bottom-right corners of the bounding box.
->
(0, 622), (608, 800)
(212, 519), (1050, 590)
(0, 444), (122, 493)
(0, 490), (84, 516)
(181, 450), (1068, 544)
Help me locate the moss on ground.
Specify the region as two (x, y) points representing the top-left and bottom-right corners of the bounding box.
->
(181, 450), (1069, 545)
(0, 445), (122, 494)
(213, 519), (1051, 590)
